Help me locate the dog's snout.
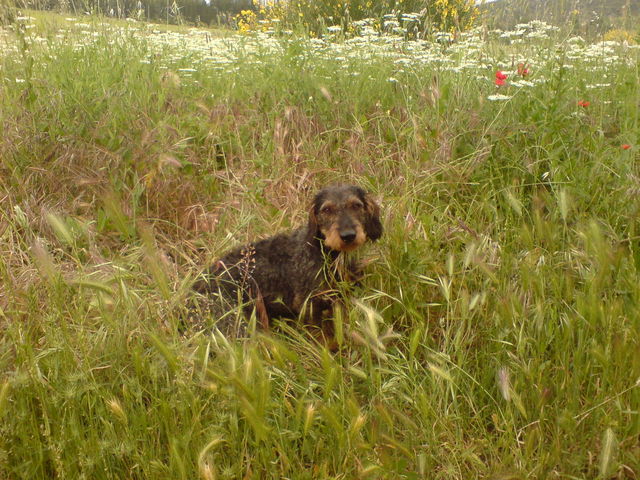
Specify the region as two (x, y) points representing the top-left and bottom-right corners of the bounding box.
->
(340, 230), (357, 244)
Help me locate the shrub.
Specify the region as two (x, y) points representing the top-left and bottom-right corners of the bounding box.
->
(0, 0), (16, 24)
(249, 0), (479, 36)
(235, 8), (260, 33)
(603, 28), (636, 44)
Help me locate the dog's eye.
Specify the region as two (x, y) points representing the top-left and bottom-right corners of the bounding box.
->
(321, 206), (334, 215)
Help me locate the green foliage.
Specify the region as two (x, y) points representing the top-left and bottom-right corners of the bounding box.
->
(13, 0), (252, 25)
(254, 0), (479, 35)
(1, 11), (640, 479)
(0, 0), (16, 24)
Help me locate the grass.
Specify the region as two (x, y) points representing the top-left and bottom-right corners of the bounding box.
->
(1, 10), (640, 479)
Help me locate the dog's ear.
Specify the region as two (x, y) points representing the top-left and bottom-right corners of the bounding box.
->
(364, 193), (383, 241)
(305, 202), (320, 244)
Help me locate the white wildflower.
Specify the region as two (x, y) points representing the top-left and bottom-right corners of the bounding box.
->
(510, 80), (535, 88)
(487, 94), (512, 101)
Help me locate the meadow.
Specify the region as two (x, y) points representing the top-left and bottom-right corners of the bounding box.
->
(1, 11), (639, 479)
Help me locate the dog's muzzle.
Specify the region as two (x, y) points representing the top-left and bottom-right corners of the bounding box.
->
(339, 229), (357, 244)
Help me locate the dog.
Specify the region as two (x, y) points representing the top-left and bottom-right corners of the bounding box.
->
(192, 184), (382, 339)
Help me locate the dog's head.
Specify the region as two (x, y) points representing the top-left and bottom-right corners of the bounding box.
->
(306, 184), (383, 252)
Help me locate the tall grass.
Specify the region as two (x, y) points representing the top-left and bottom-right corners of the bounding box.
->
(1, 11), (639, 479)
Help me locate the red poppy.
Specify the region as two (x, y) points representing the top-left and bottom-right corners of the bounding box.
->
(578, 100), (590, 107)
(495, 70), (507, 86)
(621, 144), (631, 150)
(517, 63), (529, 77)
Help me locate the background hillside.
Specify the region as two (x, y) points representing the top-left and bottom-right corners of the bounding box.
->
(483, 0), (639, 35)
(4, 0), (640, 35)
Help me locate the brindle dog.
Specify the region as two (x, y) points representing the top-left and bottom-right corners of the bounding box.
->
(193, 184), (382, 339)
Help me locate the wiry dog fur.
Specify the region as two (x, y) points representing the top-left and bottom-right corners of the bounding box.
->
(192, 184), (383, 338)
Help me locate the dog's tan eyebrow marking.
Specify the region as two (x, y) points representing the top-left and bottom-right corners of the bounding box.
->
(346, 197), (364, 208)
(319, 201), (337, 212)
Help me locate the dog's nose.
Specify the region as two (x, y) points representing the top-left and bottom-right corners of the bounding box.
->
(340, 230), (356, 244)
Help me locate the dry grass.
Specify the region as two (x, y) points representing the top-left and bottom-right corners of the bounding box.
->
(1, 10), (639, 479)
